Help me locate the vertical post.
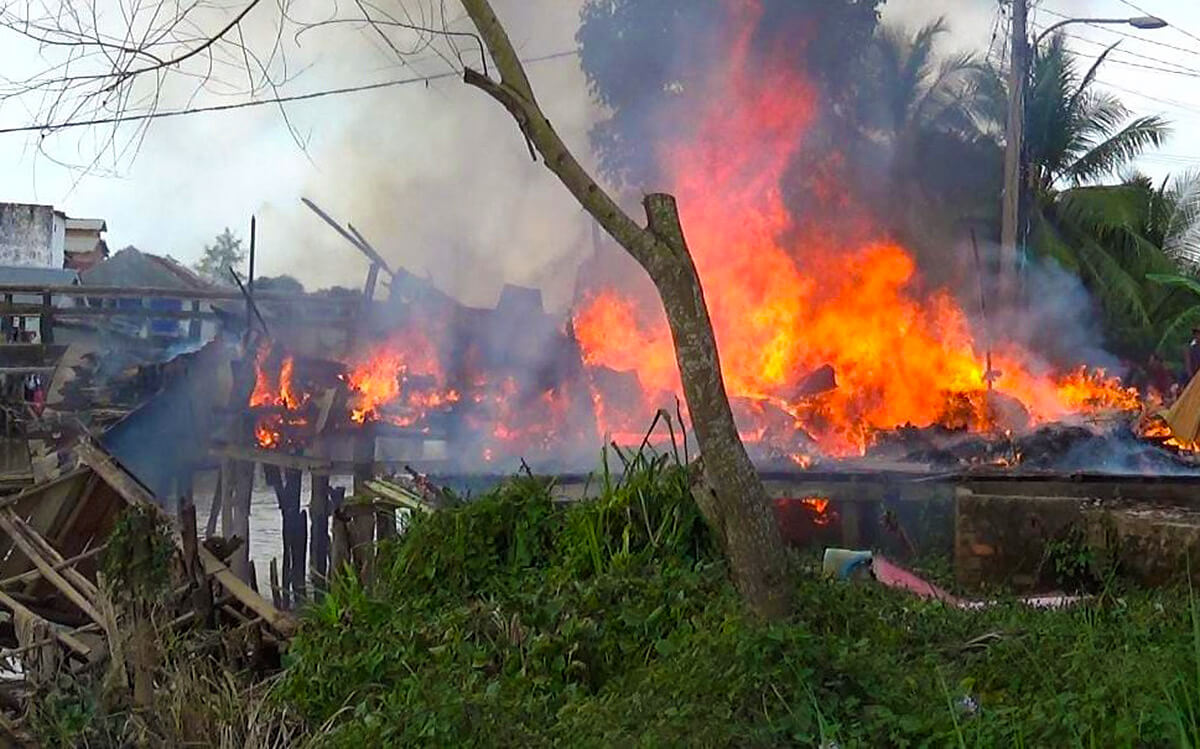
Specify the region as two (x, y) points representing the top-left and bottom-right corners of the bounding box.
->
(205, 469), (222, 538)
(280, 468), (303, 604)
(219, 459), (235, 540)
(1001, 0), (1028, 305)
(309, 473), (330, 588)
(1, 294), (11, 340)
(180, 500), (214, 628)
(246, 216), (256, 333)
(38, 291), (53, 344)
(294, 508), (308, 603)
(189, 300), (202, 341)
(230, 461), (254, 581)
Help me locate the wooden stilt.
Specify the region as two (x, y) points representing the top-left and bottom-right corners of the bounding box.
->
(330, 508), (350, 581)
(230, 461), (254, 581)
(293, 508), (308, 603)
(219, 459), (234, 539)
(309, 473), (330, 589)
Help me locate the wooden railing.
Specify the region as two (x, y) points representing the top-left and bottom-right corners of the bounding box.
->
(0, 284), (361, 343)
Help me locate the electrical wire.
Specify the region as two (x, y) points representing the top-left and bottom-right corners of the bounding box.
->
(0, 48), (580, 136)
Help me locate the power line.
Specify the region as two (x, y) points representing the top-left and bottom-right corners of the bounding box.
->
(1058, 31), (1200, 76)
(1114, 0), (1200, 48)
(1039, 7), (1200, 58)
(0, 49), (580, 136)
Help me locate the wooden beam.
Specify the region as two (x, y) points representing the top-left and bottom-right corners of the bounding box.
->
(0, 513), (103, 626)
(210, 443), (332, 473)
(0, 304), (222, 321)
(6, 512), (100, 602)
(301, 198), (395, 277)
(0, 284), (355, 305)
(0, 545), (104, 589)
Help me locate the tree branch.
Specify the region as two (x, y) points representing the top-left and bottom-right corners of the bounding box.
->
(457, 0), (663, 272)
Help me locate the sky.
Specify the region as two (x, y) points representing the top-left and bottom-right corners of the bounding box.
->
(0, 0), (1198, 309)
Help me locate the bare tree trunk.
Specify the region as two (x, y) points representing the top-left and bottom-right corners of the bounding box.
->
(458, 0), (790, 618)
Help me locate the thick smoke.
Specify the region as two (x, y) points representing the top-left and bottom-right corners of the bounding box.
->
(249, 1), (597, 314)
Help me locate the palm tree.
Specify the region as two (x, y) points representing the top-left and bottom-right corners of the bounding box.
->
(1025, 35), (1169, 194)
(859, 18), (1005, 276)
(866, 18), (1000, 148)
(1024, 34), (1172, 339)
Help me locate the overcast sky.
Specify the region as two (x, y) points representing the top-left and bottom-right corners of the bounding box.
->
(0, 0), (1197, 309)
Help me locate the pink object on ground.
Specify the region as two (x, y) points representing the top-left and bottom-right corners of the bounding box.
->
(869, 555), (1084, 610)
(870, 556), (961, 605)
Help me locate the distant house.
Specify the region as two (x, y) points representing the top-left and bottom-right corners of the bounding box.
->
(0, 202), (108, 271)
(63, 218), (109, 272)
(80, 247), (215, 340)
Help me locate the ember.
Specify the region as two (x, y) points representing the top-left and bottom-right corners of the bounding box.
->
(799, 496), (832, 526)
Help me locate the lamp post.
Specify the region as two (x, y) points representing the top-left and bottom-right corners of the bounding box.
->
(1001, 9), (1169, 304)
(1035, 15), (1168, 47)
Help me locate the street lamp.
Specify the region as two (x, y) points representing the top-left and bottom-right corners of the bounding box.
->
(1035, 16), (1168, 46)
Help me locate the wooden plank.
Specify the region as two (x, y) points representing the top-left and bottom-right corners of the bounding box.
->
(0, 513), (102, 626)
(362, 480), (434, 514)
(210, 443), (332, 473)
(197, 550), (295, 636)
(0, 545), (104, 589)
(7, 512), (100, 602)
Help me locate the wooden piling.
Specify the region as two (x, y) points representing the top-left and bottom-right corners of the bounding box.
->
(230, 461), (254, 581)
(293, 508), (308, 602)
(330, 508), (350, 580)
(277, 468), (304, 605)
(180, 503), (214, 628)
(309, 473), (330, 587)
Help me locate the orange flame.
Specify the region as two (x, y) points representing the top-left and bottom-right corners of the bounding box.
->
(799, 496), (831, 526)
(571, 1), (1141, 458)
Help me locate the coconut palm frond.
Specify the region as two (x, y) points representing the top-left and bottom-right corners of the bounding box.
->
(1064, 116), (1170, 186)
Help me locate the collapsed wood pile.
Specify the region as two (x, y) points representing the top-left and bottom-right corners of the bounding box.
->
(0, 437), (295, 743)
(866, 420), (1200, 474)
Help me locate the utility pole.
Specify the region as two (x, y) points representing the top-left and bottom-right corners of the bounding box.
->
(1000, 0), (1028, 305)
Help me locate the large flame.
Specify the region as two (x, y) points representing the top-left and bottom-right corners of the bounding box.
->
(245, 0), (1147, 466)
(571, 0), (1136, 458)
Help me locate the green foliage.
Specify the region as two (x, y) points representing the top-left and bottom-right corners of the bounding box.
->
(276, 452), (1200, 746)
(100, 503), (175, 602)
(193, 227), (246, 286)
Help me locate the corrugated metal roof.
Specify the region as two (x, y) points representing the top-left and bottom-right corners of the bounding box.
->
(0, 266), (79, 285)
(81, 247), (211, 290)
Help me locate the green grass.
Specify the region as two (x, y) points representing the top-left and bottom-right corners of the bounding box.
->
(277, 450), (1200, 747)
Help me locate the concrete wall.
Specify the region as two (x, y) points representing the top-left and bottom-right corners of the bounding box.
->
(0, 204), (65, 268)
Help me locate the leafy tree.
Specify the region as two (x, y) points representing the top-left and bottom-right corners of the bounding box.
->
(194, 228), (246, 286)
(254, 274), (305, 294)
